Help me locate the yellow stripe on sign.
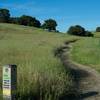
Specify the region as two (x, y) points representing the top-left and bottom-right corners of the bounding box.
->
(3, 89), (11, 96)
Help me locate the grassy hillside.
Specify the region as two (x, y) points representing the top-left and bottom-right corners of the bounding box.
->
(70, 32), (100, 72)
(1, 23), (100, 99)
(0, 23), (78, 100)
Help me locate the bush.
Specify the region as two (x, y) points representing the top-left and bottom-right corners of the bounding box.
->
(85, 31), (94, 37)
(19, 15), (41, 28)
(42, 19), (57, 31)
(0, 8), (10, 23)
(96, 27), (100, 32)
(10, 17), (20, 24)
(67, 25), (85, 36)
(67, 25), (93, 37)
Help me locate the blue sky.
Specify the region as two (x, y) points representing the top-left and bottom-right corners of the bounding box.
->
(0, 0), (100, 32)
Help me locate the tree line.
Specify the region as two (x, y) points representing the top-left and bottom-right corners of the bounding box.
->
(0, 8), (97, 37)
(0, 8), (57, 32)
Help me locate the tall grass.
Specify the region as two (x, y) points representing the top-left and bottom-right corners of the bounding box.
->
(0, 23), (77, 99)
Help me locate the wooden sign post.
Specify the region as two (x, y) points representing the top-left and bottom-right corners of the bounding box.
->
(3, 65), (17, 100)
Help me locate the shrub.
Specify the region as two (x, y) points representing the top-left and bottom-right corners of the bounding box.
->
(67, 25), (85, 36)
(96, 27), (100, 32)
(19, 15), (41, 28)
(42, 19), (57, 31)
(85, 31), (94, 37)
(0, 8), (10, 23)
(67, 25), (93, 37)
(10, 17), (20, 24)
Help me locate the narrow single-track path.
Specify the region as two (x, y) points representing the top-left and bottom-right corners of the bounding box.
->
(55, 39), (100, 100)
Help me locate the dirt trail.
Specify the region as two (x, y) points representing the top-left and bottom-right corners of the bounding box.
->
(55, 39), (100, 100)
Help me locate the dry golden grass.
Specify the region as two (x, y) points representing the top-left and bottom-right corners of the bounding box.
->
(0, 23), (78, 100)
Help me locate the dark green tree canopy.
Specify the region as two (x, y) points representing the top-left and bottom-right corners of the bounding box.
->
(96, 27), (100, 32)
(67, 25), (85, 36)
(10, 17), (20, 24)
(67, 25), (93, 37)
(42, 19), (57, 31)
(19, 15), (41, 27)
(0, 8), (10, 23)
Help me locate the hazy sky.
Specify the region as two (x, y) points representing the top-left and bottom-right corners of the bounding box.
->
(0, 0), (100, 32)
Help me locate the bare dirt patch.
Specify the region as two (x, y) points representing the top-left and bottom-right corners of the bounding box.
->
(55, 39), (100, 100)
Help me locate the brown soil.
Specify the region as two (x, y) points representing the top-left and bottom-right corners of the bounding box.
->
(55, 39), (100, 100)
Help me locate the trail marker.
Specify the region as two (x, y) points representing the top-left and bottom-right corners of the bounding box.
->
(3, 65), (17, 100)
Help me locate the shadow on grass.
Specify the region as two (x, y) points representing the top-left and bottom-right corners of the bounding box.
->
(80, 91), (98, 99)
(60, 91), (98, 100)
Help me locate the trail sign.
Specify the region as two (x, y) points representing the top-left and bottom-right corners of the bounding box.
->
(3, 65), (17, 100)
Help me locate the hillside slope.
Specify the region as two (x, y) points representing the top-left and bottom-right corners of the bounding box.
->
(0, 23), (78, 100)
(70, 34), (100, 72)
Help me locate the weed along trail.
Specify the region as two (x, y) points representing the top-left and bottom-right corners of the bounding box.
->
(54, 39), (100, 100)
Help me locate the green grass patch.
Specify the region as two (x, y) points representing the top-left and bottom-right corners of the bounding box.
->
(70, 36), (100, 72)
(0, 23), (78, 100)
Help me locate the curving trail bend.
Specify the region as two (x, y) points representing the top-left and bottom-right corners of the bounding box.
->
(55, 39), (100, 100)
